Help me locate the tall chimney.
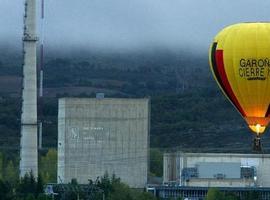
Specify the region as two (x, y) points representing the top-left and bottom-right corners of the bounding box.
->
(20, 0), (38, 177)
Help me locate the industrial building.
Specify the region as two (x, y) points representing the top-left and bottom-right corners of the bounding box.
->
(58, 97), (150, 188)
(150, 186), (270, 200)
(163, 152), (270, 187)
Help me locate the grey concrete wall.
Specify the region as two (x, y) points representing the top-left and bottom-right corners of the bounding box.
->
(58, 98), (149, 188)
(197, 162), (240, 178)
(163, 153), (179, 183)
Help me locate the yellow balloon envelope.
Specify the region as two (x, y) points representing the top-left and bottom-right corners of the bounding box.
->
(209, 23), (270, 135)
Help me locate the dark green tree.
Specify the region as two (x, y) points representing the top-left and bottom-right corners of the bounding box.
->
(95, 174), (156, 200)
(206, 188), (225, 200)
(36, 175), (44, 197)
(17, 172), (36, 198)
(136, 192), (157, 200)
(150, 149), (163, 177)
(244, 191), (260, 200)
(0, 179), (14, 200)
(25, 194), (35, 200)
(63, 178), (85, 200)
(0, 152), (4, 180)
(37, 194), (53, 200)
(39, 149), (57, 183)
(4, 160), (18, 184)
(225, 192), (239, 200)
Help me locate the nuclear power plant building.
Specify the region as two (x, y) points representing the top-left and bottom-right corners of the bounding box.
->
(163, 152), (270, 187)
(58, 98), (150, 188)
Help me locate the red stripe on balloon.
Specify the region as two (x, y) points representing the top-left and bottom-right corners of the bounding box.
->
(215, 50), (246, 117)
(265, 104), (270, 117)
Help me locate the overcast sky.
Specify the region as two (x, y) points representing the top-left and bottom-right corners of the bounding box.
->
(1, 0), (270, 52)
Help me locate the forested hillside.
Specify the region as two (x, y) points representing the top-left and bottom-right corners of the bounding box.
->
(0, 48), (269, 156)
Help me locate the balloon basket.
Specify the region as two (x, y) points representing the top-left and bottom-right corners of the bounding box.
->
(253, 136), (262, 153)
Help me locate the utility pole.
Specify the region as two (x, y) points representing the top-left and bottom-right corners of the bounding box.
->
(38, 0), (45, 150)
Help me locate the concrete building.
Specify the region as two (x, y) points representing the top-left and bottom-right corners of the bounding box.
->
(163, 152), (270, 187)
(58, 98), (150, 188)
(20, 0), (38, 177)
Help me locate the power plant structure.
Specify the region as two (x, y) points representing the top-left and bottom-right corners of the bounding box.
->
(58, 97), (150, 188)
(146, 152), (270, 199)
(20, 0), (38, 177)
(163, 152), (270, 187)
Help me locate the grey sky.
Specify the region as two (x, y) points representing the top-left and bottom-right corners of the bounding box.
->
(1, 0), (270, 52)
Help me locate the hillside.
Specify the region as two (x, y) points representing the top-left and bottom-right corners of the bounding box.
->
(0, 49), (269, 155)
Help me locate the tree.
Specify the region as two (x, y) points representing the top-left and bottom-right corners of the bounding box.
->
(36, 175), (44, 196)
(4, 160), (18, 184)
(96, 172), (115, 198)
(0, 179), (14, 200)
(206, 188), (225, 200)
(244, 191), (260, 200)
(0, 152), (4, 180)
(25, 194), (35, 200)
(225, 192), (239, 200)
(93, 174), (157, 200)
(150, 149), (163, 177)
(17, 171), (38, 198)
(137, 192), (157, 200)
(108, 181), (132, 200)
(37, 194), (52, 200)
(39, 149), (57, 183)
(64, 178), (85, 200)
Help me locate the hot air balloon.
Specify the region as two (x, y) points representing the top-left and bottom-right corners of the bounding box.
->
(209, 22), (270, 151)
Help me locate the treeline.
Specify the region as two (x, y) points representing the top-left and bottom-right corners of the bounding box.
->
(0, 149), (56, 200)
(0, 172), (47, 200)
(205, 188), (260, 200)
(0, 149), (56, 185)
(0, 50), (211, 96)
(55, 174), (157, 200)
(43, 57), (210, 96)
(0, 172), (157, 200)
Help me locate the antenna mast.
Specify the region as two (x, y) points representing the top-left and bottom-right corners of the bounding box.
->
(38, 0), (45, 150)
